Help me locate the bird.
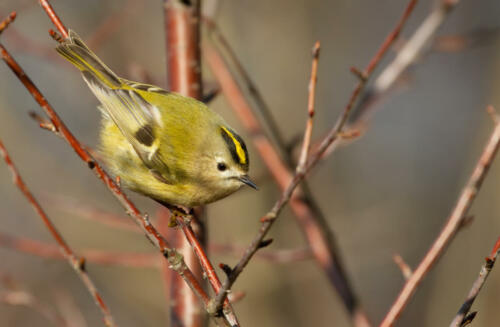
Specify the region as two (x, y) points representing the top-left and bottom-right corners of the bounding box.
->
(56, 30), (257, 208)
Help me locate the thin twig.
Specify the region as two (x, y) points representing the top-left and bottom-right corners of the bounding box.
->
(392, 254), (413, 280)
(0, 290), (67, 327)
(0, 231), (159, 268)
(449, 237), (500, 327)
(38, 0), (68, 38)
(350, 0), (461, 127)
(46, 195), (139, 233)
(209, 0), (418, 320)
(297, 41), (320, 171)
(0, 274), (69, 327)
(380, 109), (500, 327)
(0, 11), (15, 34)
(0, 141), (116, 327)
(0, 229), (310, 267)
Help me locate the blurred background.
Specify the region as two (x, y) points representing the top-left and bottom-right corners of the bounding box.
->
(0, 0), (499, 326)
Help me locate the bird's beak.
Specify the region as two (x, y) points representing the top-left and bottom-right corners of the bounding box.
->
(238, 175), (258, 190)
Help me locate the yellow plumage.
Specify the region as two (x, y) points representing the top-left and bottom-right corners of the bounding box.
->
(56, 30), (256, 207)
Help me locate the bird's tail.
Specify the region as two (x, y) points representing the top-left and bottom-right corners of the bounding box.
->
(56, 30), (122, 89)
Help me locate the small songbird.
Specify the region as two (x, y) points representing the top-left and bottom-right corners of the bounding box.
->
(56, 30), (256, 208)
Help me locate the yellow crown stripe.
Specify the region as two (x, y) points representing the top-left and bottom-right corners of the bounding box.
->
(221, 126), (247, 165)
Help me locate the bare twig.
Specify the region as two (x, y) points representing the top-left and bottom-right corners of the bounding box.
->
(0, 141), (116, 327)
(0, 11), (15, 34)
(54, 291), (88, 327)
(351, 0), (461, 126)
(0, 290), (67, 327)
(449, 237), (500, 327)
(380, 109), (500, 327)
(210, 243), (312, 263)
(297, 41), (320, 171)
(38, 0), (68, 38)
(0, 273), (69, 327)
(392, 254), (413, 280)
(0, 229), (310, 268)
(46, 195), (138, 233)
(0, 231), (159, 268)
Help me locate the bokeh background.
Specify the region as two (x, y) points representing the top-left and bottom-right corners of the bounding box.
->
(1, 0), (500, 326)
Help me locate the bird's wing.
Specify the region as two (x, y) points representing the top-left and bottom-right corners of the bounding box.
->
(84, 73), (175, 184)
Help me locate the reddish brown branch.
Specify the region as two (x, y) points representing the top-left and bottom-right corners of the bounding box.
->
(38, 0), (68, 38)
(380, 111), (500, 327)
(165, 1), (238, 325)
(350, 0), (461, 127)
(392, 254), (413, 280)
(0, 11), (15, 34)
(449, 237), (500, 327)
(0, 8), (213, 319)
(46, 195), (139, 233)
(174, 214), (233, 318)
(164, 0), (202, 97)
(0, 230), (309, 269)
(0, 141), (116, 327)
(0, 289), (66, 327)
(297, 41), (320, 171)
(0, 231), (159, 268)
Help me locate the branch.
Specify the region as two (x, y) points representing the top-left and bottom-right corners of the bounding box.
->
(0, 274), (68, 327)
(208, 0), (418, 323)
(449, 237), (500, 327)
(0, 290), (66, 327)
(0, 140), (116, 327)
(0, 230), (310, 267)
(38, 0), (68, 38)
(0, 9), (216, 321)
(297, 41), (320, 171)
(0, 231), (159, 268)
(379, 108), (500, 327)
(46, 195), (139, 233)
(164, 0), (238, 325)
(350, 0), (461, 126)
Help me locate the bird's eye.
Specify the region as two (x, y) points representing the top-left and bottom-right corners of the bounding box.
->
(217, 162), (227, 171)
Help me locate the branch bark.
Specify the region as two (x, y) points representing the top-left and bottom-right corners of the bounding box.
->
(164, 1), (239, 326)
(380, 109), (500, 327)
(0, 140), (116, 327)
(449, 237), (500, 327)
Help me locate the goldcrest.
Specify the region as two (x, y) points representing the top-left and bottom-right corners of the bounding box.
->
(56, 31), (256, 208)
